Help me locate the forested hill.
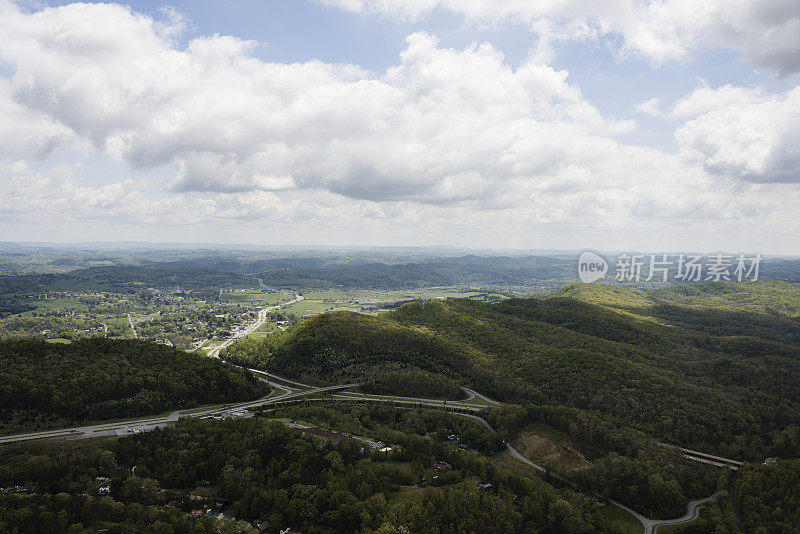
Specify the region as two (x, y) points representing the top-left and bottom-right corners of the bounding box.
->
(0, 339), (266, 433)
(223, 280), (800, 461)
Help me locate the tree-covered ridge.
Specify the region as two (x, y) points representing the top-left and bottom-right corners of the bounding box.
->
(223, 282), (800, 461)
(0, 413), (624, 533)
(556, 279), (800, 319)
(736, 459), (800, 532)
(0, 339), (266, 433)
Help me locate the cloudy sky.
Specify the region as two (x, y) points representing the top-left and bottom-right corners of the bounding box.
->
(1, 0), (799, 252)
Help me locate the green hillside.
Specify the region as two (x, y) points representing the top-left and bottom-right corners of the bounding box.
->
(0, 339), (267, 433)
(223, 282), (800, 462)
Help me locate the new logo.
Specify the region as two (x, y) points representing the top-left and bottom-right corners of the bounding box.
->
(578, 251), (608, 283)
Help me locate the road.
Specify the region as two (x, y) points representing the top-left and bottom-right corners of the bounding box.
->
(438, 412), (715, 534)
(650, 498), (714, 533)
(330, 389), (487, 411)
(659, 442), (743, 470)
(127, 313), (137, 339)
(0, 379), (354, 445)
(0, 369), (718, 533)
(2, 304), (724, 534)
(205, 294), (303, 359)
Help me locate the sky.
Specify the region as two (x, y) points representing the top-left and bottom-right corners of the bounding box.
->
(0, 0), (799, 253)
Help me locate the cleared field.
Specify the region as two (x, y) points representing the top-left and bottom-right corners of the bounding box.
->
(281, 300), (360, 316)
(221, 289), (294, 306)
(510, 423), (594, 470)
(283, 287), (510, 318)
(20, 297), (83, 315)
(386, 486), (425, 505)
(597, 504), (645, 534)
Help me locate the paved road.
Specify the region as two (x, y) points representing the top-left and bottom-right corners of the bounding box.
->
(249, 369), (313, 389)
(0, 373), (716, 533)
(127, 313), (138, 339)
(442, 411), (715, 534)
(206, 294), (303, 359)
(462, 388), (501, 406)
(659, 442), (743, 470)
(0, 380), (354, 445)
(650, 497), (714, 533)
(331, 388), (488, 411)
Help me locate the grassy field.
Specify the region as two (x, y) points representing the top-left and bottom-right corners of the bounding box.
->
(281, 300), (359, 316)
(19, 297), (83, 315)
(221, 289), (294, 306)
(597, 504), (645, 534)
(45, 337), (72, 344)
(281, 287), (510, 318)
(386, 485), (426, 505)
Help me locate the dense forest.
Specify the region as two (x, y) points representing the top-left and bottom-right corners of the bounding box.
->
(0, 409), (627, 533)
(663, 459), (800, 533)
(0, 339), (267, 433)
(223, 281), (800, 461)
(221, 280), (800, 525)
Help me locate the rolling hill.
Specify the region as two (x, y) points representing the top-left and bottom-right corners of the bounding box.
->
(223, 281), (800, 462)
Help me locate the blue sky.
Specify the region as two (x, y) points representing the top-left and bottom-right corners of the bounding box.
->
(1, 0), (799, 252)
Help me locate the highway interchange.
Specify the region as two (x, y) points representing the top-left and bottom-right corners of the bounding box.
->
(2, 293), (730, 533)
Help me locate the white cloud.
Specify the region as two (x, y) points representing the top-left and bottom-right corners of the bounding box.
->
(634, 97), (663, 117)
(675, 85), (800, 181)
(319, 0), (800, 72)
(0, 2), (638, 209)
(0, 0), (798, 251)
(0, 79), (73, 159)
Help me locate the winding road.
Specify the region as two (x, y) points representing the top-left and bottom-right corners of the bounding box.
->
(1, 297), (724, 533)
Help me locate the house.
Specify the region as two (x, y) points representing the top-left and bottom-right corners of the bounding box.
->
(98, 485), (111, 495)
(360, 305), (379, 312)
(434, 461), (451, 471)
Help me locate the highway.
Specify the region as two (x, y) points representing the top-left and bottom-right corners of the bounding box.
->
(205, 294), (303, 359)
(0, 379), (354, 445)
(659, 443), (743, 470)
(0, 367), (720, 533)
(0, 299), (729, 533)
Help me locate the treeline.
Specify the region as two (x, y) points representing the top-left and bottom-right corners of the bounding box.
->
(0, 265), (252, 302)
(359, 369), (464, 400)
(669, 460), (800, 533)
(0, 492), (230, 534)
(0, 339), (266, 433)
(1, 415), (625, 533)
(736, 459), (800, 532)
